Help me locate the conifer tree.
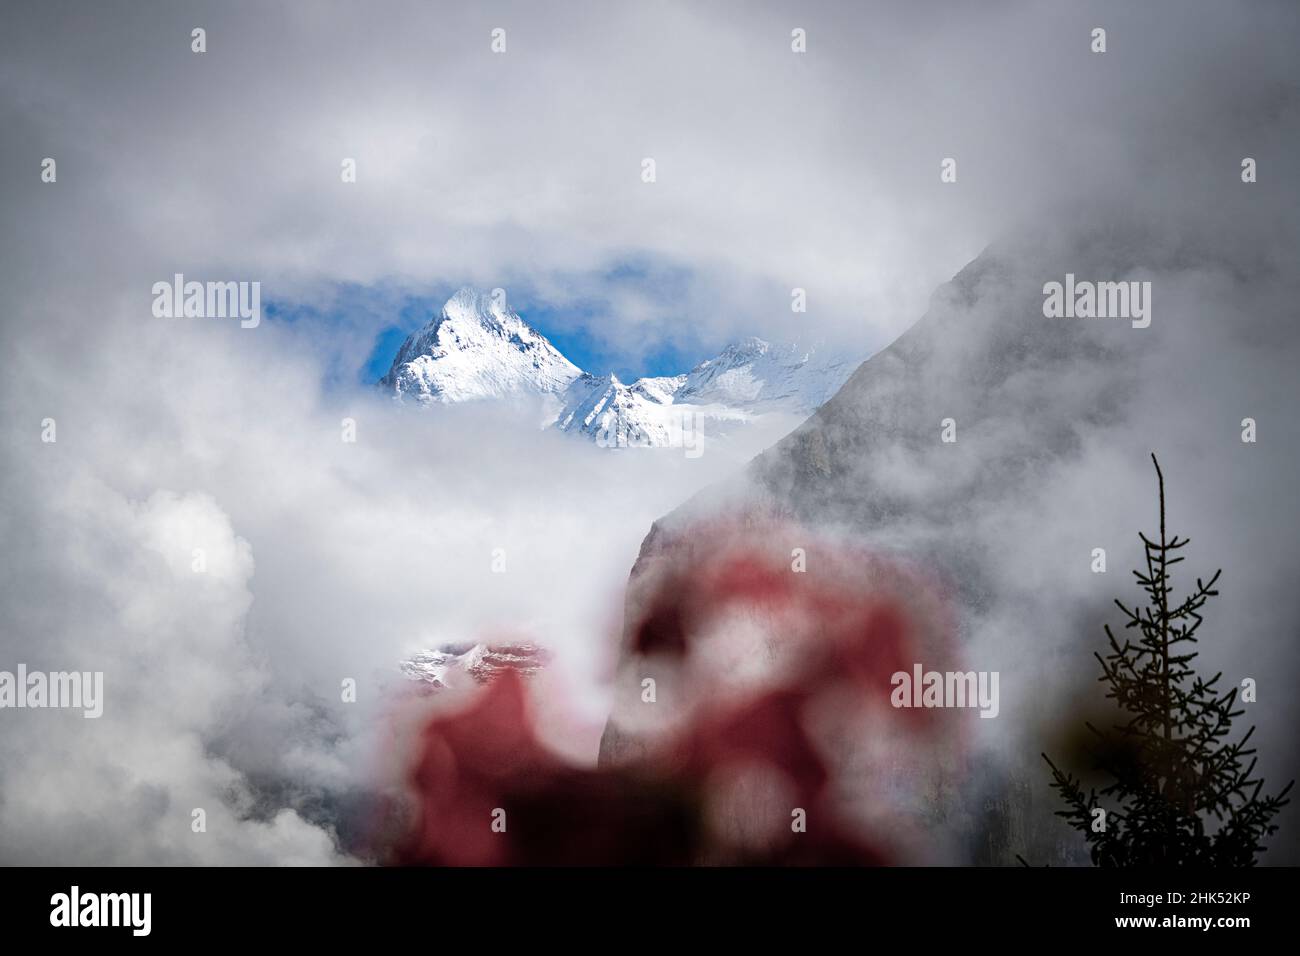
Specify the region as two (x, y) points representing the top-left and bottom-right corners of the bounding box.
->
(1043, 454), (1292, 866)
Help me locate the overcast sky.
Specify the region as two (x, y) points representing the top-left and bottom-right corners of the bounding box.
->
(1, 0), (1297, 864)
(8, 1), (1297, 371)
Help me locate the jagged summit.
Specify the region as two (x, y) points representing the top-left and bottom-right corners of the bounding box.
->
(380, 287), (862, 446)
(380, 287), (581, 404)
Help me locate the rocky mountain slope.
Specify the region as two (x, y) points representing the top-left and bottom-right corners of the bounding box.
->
(598, 210), (1300, 864)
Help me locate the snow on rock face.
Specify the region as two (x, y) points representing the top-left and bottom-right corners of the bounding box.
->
(380, 288), (581, 404)
(550, 341), (856, 447)
(553, 372), (717, 448)
(399, 642), (548, 692)
(676, 337), (857, 411)
(380, 287), (861, 447)
(629, 375), (687, 406)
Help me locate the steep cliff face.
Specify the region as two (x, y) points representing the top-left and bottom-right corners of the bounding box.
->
(600, 212), (1300, 864)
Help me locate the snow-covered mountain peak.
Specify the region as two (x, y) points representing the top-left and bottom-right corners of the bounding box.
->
(440, 286), (515, 330)
(675, 337), (853, 411)
(380, 291), (864, 446)
(715, 337), (772, 362)
(400, 641), (548, 691)
(380, 287), (581, 405)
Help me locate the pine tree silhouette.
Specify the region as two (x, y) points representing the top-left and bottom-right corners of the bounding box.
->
(1043, 454), (1292, 866)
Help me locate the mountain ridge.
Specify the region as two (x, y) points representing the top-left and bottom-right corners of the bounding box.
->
(380, 287), (861, 447)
